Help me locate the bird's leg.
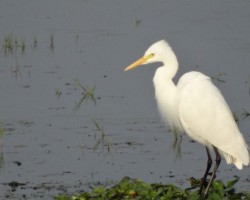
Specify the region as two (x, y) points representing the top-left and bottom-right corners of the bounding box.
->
(199, 147), (212, 194)
(204, 146), (221, 197)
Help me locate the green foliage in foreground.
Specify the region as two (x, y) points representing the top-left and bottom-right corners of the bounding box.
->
(54, 176), (250, 200)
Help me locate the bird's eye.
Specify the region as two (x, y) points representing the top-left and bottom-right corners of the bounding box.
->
(148, 53), (155, 58)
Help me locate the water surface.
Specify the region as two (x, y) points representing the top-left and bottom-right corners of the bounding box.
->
(0, 1), (250, 199)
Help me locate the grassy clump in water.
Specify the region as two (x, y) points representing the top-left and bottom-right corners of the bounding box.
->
(2, 34), (27, 55)
(92, 119), (112, 152)
(73, 78), (97, 109)
(54, 176), (250, 200)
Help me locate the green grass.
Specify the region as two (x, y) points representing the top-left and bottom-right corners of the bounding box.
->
(74, 78), (97, 109)
(55, 89), (62, 99)
(54, 176), (250, 200)
(92, 120), (112, 152)
(171, 127), (182, 158)
(2, 34), (27, 56)
(2, 34), (14, 55)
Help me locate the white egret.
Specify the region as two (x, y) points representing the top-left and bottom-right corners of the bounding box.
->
(124, 40), (249, 196)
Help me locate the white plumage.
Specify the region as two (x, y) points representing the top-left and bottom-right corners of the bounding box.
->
(125, 40), (249, 196)
(177, 72), (249, 169)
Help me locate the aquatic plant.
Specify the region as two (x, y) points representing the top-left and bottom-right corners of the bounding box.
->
(2, 34), (14, 55)
(92, 120), (112, 152)
(2, 34), (27, 56)
(74, 78), (97, 109)
(54, 176), (250, 200)
(171, 127), (182, 158)
(55, 89), (62, 99)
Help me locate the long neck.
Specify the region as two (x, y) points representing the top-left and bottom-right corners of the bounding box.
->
(152, 61), (182, 131)
(161, 50), (179, 79)
(153, 65), (178, 109)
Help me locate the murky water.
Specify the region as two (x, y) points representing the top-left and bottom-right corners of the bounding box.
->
(0, 0), (250, 199)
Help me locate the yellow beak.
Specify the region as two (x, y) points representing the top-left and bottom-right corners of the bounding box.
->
(124, 54), (154, 71)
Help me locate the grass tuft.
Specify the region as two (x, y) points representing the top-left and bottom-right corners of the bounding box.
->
(73, 78), (97, 109)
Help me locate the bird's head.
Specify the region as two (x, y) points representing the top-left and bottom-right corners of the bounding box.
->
(124, 40), (174, 71)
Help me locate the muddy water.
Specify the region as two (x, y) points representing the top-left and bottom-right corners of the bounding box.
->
(0, 0), (250, 199)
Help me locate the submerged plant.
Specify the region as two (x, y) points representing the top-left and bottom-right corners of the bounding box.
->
(55, 89), (62, 99)
(2, 34), (14, 55)
(2, 34), (27, 56)
(74, 78), (97, 109)
(171, 127), (182, 159)
(92, 120), (112, 152)
(93, 119), (105, 140)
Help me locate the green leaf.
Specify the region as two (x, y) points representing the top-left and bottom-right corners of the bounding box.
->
(93, 187), (105, 195)
(226, 177), (239, 189)
(54, 176), (250, 200)
(208, 192), (222, 200)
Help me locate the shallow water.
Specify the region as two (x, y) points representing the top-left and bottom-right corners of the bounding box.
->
(0, 0), (250, 199)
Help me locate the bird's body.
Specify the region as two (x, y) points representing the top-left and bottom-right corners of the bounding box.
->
(178, 72), (248, 168)
(124, 40), (249, 196)
(155, 69), (249, 169)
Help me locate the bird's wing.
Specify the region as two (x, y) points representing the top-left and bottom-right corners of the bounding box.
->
(177, 72), (249, 167)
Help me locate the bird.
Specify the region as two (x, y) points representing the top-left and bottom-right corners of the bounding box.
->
(124, 40), (249, 197)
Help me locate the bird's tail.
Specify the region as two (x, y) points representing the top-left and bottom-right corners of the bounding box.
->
(219, 141), (249, 170)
